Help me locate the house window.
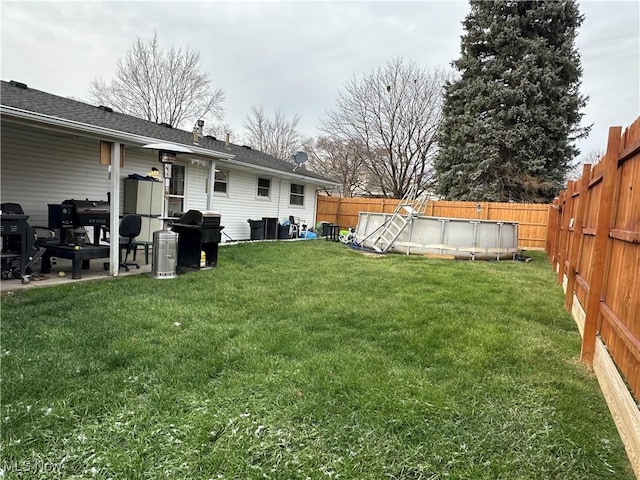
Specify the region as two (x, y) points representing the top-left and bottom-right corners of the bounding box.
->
(257, 177), (271, 198)
(290, 183), (305, 206)
(214, 169), (229, 194)
(168, 164), (185, 217)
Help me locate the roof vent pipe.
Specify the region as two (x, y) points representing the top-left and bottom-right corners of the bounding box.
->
(225, 133), (230, 150)
(9, 80), (28, 89)
(193, 119), (204, 143)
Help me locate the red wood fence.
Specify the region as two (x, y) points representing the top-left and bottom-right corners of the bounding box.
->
(546, 118), (640, 475)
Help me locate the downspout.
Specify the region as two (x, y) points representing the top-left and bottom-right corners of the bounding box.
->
(207, 160), (216, 210)
(313, 186), (319, 231)
(277, 178), (282, 221)
(109, 142), (121, 276)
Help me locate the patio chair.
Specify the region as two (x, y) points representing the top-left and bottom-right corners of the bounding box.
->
(102, 214), (142, 271)
(288, 215), (300, 238)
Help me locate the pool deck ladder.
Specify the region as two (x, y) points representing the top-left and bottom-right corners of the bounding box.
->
(362, 186), (429, 253)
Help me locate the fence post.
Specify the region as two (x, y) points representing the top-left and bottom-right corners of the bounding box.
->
(581, 126), (622, 366)
(564, 165), (592, 311)
(553, 198), (562, 266)
(556, 184), (574, 285)
(546, 200), (558, 262)
(550, 197), (563, 269)
(336, 196), (342, 227)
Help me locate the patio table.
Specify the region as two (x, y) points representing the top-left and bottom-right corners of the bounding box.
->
(40, 244), (110, 279)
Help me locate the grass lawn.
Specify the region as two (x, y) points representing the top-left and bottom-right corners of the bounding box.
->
(0, 241), (633, 479)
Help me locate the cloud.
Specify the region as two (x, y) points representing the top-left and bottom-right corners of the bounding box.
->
(1, 0), (637, 158)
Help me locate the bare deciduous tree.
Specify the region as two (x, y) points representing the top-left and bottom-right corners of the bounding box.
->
(244, 106), (303, 160)
(566, 149), (604, 181)
(205, 122), (241, 143)
(322, 58), (448, 198)
(307, 137), (368, 197)
(89, 33), (224, 129)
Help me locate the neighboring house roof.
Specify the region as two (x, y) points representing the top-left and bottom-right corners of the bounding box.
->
(0, 80), (338, 185)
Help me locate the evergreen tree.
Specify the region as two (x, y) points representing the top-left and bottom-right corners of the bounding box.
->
(434, 0), (590, 202)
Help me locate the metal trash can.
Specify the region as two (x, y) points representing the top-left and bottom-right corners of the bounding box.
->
(151, 229), (178, 279)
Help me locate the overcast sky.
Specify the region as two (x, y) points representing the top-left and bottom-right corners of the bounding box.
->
(1, 1), (638, 161)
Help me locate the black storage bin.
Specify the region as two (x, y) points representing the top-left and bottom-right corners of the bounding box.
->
(201, 212), (223, 267)
(277, 223), (290, 239)
(247, 219), (265, 240)
(262, 217), (278, 240)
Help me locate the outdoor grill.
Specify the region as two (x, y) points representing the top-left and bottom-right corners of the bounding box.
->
(171, 210), (224, 272)
(48, 199), (110, 244)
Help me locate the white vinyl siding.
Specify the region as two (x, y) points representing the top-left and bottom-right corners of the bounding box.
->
(1, 122), (114, 227)
(0, 122), (167, 227)
(1, 121), (319, 243)
(206, 168), (317, 241)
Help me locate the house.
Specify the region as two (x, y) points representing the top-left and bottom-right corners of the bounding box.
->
(1, 80), (339, 274)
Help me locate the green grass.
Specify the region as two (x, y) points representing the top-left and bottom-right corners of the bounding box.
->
(0, 241), (633, 479)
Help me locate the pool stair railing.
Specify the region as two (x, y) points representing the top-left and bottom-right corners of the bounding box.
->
(362, 186), (430, 253)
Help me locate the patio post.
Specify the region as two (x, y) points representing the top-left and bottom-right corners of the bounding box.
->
(109, 142), (121, 276)
(207, 160), (216, 210)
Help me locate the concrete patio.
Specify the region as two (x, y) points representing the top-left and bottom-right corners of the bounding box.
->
(0, 256), (153, 294)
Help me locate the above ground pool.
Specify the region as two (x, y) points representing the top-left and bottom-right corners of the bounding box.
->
(355, 212), (519, 260)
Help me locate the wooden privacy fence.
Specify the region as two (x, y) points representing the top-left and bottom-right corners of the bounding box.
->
(546, 118), (640, 476)
(317, 197), (549, 249)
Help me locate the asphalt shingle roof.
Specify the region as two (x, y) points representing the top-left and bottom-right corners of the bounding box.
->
(1, 80), (337, 184)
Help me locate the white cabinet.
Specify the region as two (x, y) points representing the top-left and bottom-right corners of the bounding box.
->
(124, 178), (163, 216)
(139, 216), (162, 243)
(124, 179), (164, 242)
